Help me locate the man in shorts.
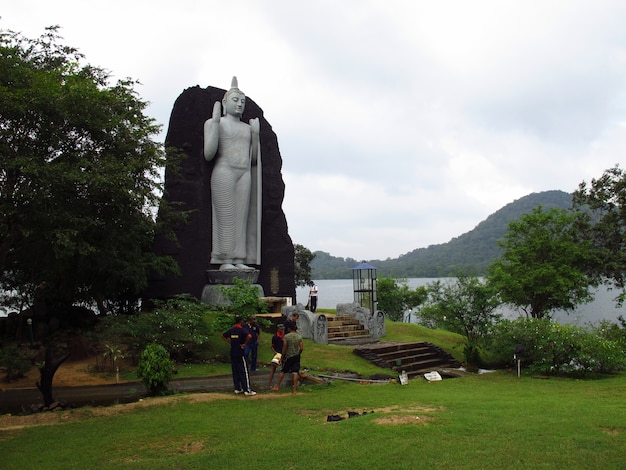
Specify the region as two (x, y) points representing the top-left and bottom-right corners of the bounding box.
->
(272, 321), (304, 394)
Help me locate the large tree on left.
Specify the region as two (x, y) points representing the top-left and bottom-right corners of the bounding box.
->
(0, 26), (177, 319)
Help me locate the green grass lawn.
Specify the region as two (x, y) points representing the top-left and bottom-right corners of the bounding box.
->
(2, 320), (626, 469)
(2, 372), (625, 469)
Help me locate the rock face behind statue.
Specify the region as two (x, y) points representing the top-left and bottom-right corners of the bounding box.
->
(144, 85), (295, 301)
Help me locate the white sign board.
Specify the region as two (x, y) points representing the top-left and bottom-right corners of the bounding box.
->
(424, 371), (443, 381)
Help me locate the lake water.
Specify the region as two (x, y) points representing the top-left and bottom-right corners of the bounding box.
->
(297, 278), (626, 326)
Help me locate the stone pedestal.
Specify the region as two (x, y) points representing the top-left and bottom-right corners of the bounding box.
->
(205, 269), (259, 285)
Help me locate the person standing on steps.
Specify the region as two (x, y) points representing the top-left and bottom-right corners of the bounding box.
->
(272, 321), (304, 394)
(221, 316), (256, 396)
(244, 316), (260, 372)
(268, 324), (285, 388)
(308, 281), (318, 313)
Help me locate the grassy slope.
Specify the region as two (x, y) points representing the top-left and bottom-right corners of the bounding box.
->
(154, 319), (467, 381)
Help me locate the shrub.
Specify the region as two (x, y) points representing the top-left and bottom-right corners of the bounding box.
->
(571, 331), (625, 374)
(136, 343), (174, 395)
(486, 317), (626, 376)
(595, 317), (626, 350)
(0, 345), (34, 381)
(219, 277), (268, 318)
(96, 295), (212, 362)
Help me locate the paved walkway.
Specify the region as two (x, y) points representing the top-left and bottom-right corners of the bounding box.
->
(0, 370), (275, 414)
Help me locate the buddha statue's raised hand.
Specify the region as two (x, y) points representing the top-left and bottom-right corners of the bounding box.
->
(249, 117), (260, 134)
(212, 101), (222, 122)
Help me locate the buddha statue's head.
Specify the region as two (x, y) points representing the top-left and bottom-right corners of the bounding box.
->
(222, 76), (246, 117)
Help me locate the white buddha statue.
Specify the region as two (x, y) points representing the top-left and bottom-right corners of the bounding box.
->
(203, 77), (261, 271)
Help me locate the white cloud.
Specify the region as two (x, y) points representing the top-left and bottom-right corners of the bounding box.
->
(4, 0), (626, 260)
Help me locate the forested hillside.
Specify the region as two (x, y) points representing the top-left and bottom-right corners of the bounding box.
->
(311, 190), (573, 279)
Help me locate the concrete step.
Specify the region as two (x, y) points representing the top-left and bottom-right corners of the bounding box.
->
(328, 330), (372, 339)
(325, 314), (376, 345)
(328, 335), (377, 346)
(327, 320), (361, 327)
(378, 350), (443, 363)
(356, 342), (430, 355)
(353, 342), (462, 378)
(328, 324), (364, 333)
(392, 357), (450, 372)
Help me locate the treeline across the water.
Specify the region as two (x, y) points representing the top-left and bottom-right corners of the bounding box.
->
(311, 190), (573, 279)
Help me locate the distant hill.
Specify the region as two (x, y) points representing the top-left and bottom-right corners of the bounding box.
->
(311, 190), (573, 279)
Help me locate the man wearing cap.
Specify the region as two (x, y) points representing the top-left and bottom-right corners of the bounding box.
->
(222, 315), (256, 396)
(272, 321), (304, 394)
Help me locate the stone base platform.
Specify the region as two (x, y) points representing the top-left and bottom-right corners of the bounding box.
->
(205, 269), (259, 285)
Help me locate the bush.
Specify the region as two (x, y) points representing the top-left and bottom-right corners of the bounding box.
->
(136, 343), (174, 395)
(571, 331), (625, 374)
(0, 344), (34, 381)
(486, 317), (626, 376)
(96, 295), (212, 362)
(219, 278), (269, 318)
(595, 317), (626, 350)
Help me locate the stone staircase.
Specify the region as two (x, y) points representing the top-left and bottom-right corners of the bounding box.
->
(326, 314), (376, 345)
(353, 342), (462, 379)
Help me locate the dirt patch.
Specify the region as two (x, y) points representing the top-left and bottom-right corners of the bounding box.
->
(600, 427), (624, 436)
(179, 440), (205, 454)
(315, 403), (443, 425)
(370, 404), (441, 425)
(374, 404), (442, 414)
(373, 414), (434, 425)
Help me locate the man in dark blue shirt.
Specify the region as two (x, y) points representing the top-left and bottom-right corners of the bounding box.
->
(245, 316), (261, 371)
(222, 316), (256, 396)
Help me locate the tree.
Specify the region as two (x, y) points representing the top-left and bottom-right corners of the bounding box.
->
(377, 276), (427, 322)
(37, 345), (71, 407)
(294, 244), (315, 287)
(573, 165), (626, 304)
(0, 27), (179, 318)
(487, 206), (597, 319)
(417, 275), (501, 365)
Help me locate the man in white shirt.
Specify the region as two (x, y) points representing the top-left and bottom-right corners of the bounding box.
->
(308, 281), (318, 313)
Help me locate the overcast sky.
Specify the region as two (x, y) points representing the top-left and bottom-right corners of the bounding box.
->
(4, 1), (626, 261)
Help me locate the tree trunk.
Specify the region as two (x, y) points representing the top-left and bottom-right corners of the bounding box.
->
(36, 346), (71, 407)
